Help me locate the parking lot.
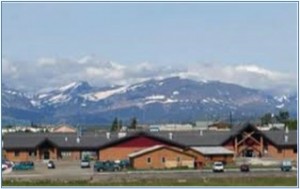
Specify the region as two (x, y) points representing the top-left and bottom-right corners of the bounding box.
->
(2, 160), (297, 183)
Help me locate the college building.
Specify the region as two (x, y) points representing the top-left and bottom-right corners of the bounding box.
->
(2, 123), (297, 169)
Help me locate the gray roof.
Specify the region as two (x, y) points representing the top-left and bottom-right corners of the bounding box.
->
(151, 131), (230, 146)
(3, 134), (45, 149)
(262, 130), (297, 146)
(2, 125), (297, 150)
(192, 147), (234, 155)
(3, 132), (120, 150)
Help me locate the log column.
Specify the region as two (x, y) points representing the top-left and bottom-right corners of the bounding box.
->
(260, 136), (264, 157)
(234, 137), (238, 158)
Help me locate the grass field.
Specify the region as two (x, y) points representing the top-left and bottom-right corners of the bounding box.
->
(3, 177), (297, 186)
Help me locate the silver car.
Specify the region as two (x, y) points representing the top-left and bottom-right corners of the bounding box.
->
(80, 160), (90, 168)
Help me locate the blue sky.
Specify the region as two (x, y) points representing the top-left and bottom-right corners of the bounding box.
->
(2, 2), (298, 93)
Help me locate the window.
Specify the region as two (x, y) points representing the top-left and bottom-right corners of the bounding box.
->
(161, 157), (166, 163)
(61, 152), (71, 157)
(294, 148), (297, 154)
(147, 157), (151, 164)
(278, 149), (282, 153)
(14, 151), (19, 157)
(177, 157), (181, 162)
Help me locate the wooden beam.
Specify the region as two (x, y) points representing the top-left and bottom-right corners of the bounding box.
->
(245, 134), (261, 146)
(234, 137), (238, 157)
(237, 131), (255, 146)
(260, 136), (263, 157)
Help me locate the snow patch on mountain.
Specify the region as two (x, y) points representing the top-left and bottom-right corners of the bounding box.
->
(274, 95), (289, 103)
(30, 100), (40, 107)
(145, 95), (165, 100)
(59, 82), (80, 91)
(38, 94), (49, 99)
(48, 94), (71, 104)
(128, 84), (143, 91)
(163, 98), (178, 104)
(158, 82), (164, 86)
(276, 104), (285, 109)
(82, 86), (127, 101)
(5, 90), (17, 95)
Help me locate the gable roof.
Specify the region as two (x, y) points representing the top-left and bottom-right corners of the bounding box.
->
(128, 145), (195, 159)
(230, 122), (260, 135)
(53, 125), (76, 133)
(262, 130), (297, 147)
(2, 123), (297, 150)
(3, 134), (45, 150)
(128, 145), (164, 157)
(228, 123), (297, 147)
(98, 131), (188, 150)
(3, 133), (116, 150)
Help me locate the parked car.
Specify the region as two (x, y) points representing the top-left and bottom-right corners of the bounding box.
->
(47, 160), (55, 169)
(94, 161), (121, 172)
(240, 164), (250, 172)
(81, 159), (91, 168)
(13, 161), (34, 171)
(118, 159), (130, 169)
(2, 163), (8, 171)
(212, 162), (224, 172)
(281, 160), (292, 172)
(2, 160), (14, 169)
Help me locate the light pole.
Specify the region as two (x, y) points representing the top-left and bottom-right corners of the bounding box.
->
(283, 126), (289, 160)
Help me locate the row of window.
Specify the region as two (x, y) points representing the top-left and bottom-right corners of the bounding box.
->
(147, 157), (181, 163)
(61, 152), (72, 157)
(14, 151), (36, 157)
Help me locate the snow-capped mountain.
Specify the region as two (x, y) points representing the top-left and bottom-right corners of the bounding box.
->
(2, 77), (297, 125)
(34, 81), (93, 107)
(2, 84), (33, 109)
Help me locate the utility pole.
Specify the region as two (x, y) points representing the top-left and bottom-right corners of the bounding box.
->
(229, 111), (233, 126)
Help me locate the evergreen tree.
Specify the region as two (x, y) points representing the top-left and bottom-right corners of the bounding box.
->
(118, 120), (123, 131)
(130, 117), (137, 129)
(111, 117), (119, 132)
(276, 110), (290, 124)
(261, 113), (272, 125)
(285, 119), (297, 130)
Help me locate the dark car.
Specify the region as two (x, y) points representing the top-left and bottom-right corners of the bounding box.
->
(94, 161), (121, 172)
(281, 160), (292, 172)
(240, 164), (250, 172)
(47, 160), (55, 169)
(13, 161), (34, 171)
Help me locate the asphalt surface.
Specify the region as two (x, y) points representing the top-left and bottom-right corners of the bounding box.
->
(2, 161), (297, 182)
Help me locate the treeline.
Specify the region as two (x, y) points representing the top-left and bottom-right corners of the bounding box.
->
(261, 110), (297, 130)
(110, 117), (138, 132)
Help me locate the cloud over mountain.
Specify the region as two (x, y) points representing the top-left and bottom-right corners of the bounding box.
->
(2, 56), (296, 95)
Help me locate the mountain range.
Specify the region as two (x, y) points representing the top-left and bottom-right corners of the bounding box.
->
(2, 77), (297, 125)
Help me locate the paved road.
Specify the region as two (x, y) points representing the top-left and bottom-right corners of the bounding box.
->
(3, 161), (296, 182)
(3, 168), (296, 181)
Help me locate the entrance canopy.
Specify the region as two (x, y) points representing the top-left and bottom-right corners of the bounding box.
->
(191, 146), (234, 155)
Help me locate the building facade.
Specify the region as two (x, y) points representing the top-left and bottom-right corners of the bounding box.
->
(2, 123), (297, 168)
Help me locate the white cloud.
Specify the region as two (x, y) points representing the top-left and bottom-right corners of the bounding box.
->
(1, 56), (296, 95)
(173, 63), (296, 94)
(37, 58), (57, 66)
(2, 58), (18, 78)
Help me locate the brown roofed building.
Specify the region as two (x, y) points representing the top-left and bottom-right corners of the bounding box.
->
(128, 145), (195, 169)
(53, 124), (76, 133)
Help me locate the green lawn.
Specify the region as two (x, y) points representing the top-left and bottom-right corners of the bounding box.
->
(3, 177), (297, 186)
